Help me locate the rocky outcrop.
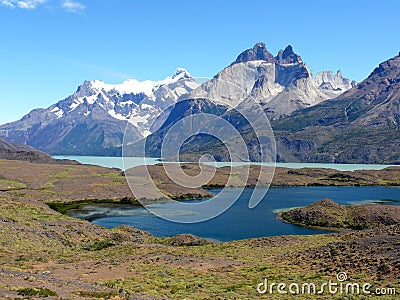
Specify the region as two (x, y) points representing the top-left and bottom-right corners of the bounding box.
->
(281, 199), (400, 229)
(169, 234), (208, 246)
(276, 45), (303, 64)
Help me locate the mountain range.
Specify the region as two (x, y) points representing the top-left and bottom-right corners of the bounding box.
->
(1, 43), (399, 164)
(134, 47), (400, 164)
(0, 68), (198, 155)
(0, 43), (353, 157)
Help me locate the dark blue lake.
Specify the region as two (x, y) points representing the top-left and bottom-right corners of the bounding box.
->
(78, 186), (400, 242)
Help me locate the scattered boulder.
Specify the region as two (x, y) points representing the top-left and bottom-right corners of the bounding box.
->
(169, 234), (208, 246)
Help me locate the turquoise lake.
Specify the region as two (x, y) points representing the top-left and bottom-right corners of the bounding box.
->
(57, 156), (400, 241)
(53, 155), (397, 171)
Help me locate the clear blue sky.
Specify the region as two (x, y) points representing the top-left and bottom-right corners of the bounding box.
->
(1, 0), (399, 124)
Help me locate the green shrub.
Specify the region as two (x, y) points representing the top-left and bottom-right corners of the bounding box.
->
(17, 287), (57, 297)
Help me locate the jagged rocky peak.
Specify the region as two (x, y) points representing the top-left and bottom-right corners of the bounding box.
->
(234, 42), (276, 64)
(276, 45), (303, 64)
(202, 42), (357, 117)
(356, 54), (400, 91)
(315, 70), (356, 92)
(370, 54), (400, 79)
(172, 67), (192, 80)
(76, 80), (103, 95)
(233, 43), (304, 65)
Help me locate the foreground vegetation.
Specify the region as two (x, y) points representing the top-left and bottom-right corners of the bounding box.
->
(0, 159), (399, 299)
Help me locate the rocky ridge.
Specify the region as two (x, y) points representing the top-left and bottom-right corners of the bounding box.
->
(0, 137), (77, 164)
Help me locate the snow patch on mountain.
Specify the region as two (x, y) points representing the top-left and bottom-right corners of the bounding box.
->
(129, 113), (152, 137)
(107, 110), (127, 121)
(51, 107), (64, 119)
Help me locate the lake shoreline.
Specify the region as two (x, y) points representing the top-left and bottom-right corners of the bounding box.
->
(53, 155), (400, 171)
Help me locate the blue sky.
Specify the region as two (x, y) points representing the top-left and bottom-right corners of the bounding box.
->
(0, 0), (399, 124)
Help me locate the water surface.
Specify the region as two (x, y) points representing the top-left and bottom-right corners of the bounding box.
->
(53, 155), (396, 171)
(69, 186), (400, 242)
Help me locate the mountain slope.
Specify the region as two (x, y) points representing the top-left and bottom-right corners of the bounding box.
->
(0, 69), (198, 155)
(0, 138), (77, 164)
(273, 52), (400, 163)
(125, 98), (230, 159)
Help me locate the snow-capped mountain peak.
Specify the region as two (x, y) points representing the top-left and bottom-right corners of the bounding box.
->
(75, 68), (193, 100)
(172, 67), (191, 79)
(1, 68), (199, 154)
(68, 69), (197, 126)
